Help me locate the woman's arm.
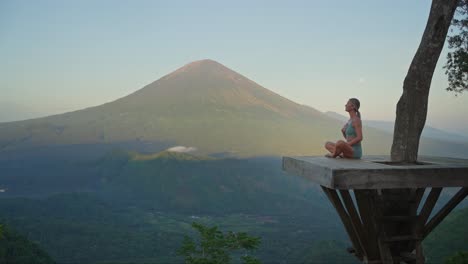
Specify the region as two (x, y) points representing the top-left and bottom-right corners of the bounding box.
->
(347, 119), (363, 146)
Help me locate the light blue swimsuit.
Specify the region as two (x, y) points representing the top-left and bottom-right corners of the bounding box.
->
(345, 119), (362, 159)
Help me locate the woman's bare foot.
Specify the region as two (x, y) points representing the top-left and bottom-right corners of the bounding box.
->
(325, 153), (345, 158)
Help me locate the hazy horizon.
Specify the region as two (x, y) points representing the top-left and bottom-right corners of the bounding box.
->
(1, 0), (467, 134)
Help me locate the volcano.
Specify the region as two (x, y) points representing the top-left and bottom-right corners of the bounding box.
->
(2, 59), (463, 157)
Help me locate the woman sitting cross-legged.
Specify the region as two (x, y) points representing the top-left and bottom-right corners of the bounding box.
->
(325, 98), (363, 159)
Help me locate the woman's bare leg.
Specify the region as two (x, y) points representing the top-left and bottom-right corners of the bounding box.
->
(334, 140), (354, 158)
(325, 141), (336, 156)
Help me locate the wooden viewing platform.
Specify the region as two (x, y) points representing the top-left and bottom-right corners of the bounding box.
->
(282, 155), (468, 264)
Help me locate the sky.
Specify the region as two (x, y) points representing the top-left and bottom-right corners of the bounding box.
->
(1, 0), (467, 134)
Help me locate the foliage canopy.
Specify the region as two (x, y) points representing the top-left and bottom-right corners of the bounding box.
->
(445, 0), (468, 94)
(445, 251), (468, 264)
(177, 222), (261, 264)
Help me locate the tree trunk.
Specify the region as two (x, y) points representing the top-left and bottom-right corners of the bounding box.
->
(391, 0), (459, 162)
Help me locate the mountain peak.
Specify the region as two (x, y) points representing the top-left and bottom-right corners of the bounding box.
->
(168, 59), (234, 78)
(185, 59), (222, 67)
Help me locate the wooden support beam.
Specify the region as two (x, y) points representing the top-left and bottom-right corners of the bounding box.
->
(418, 187), (442, 225)
(339, 190), (369, 257)
(424, 187), (468, 238)
(354, 190), (382, 262)
(321, 186), (364, 260)
(415, 241), (424, 264)
(413, 188), (426, 212)
(408, 188), (428, 264)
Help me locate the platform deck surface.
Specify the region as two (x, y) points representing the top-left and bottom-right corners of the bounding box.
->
(282, 155), (468, 189)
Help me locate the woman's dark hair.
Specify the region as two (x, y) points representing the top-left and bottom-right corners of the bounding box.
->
(349, 98), (361, 118)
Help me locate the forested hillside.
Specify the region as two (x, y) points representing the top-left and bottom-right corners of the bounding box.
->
(424, 205), (468, 263)
(0, 223), (55, 264)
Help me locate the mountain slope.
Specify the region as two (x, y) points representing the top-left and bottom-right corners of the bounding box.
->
(0, 60), (343, 156)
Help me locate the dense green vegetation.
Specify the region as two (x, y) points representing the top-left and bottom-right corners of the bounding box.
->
(445, 251), (468, 264)
(0, 223), (55, 264)
(300, 240), (360, 264)
(0, 188), (466, 263)
(0, 154), (349, 263)
(424, 205), (468, 264)
(444, 0), (468, 94)
(0, 192), (347, 263)
(95, 151), (334, 215)
(0, 153), (466, 263)
(178, 222), (261, 264)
